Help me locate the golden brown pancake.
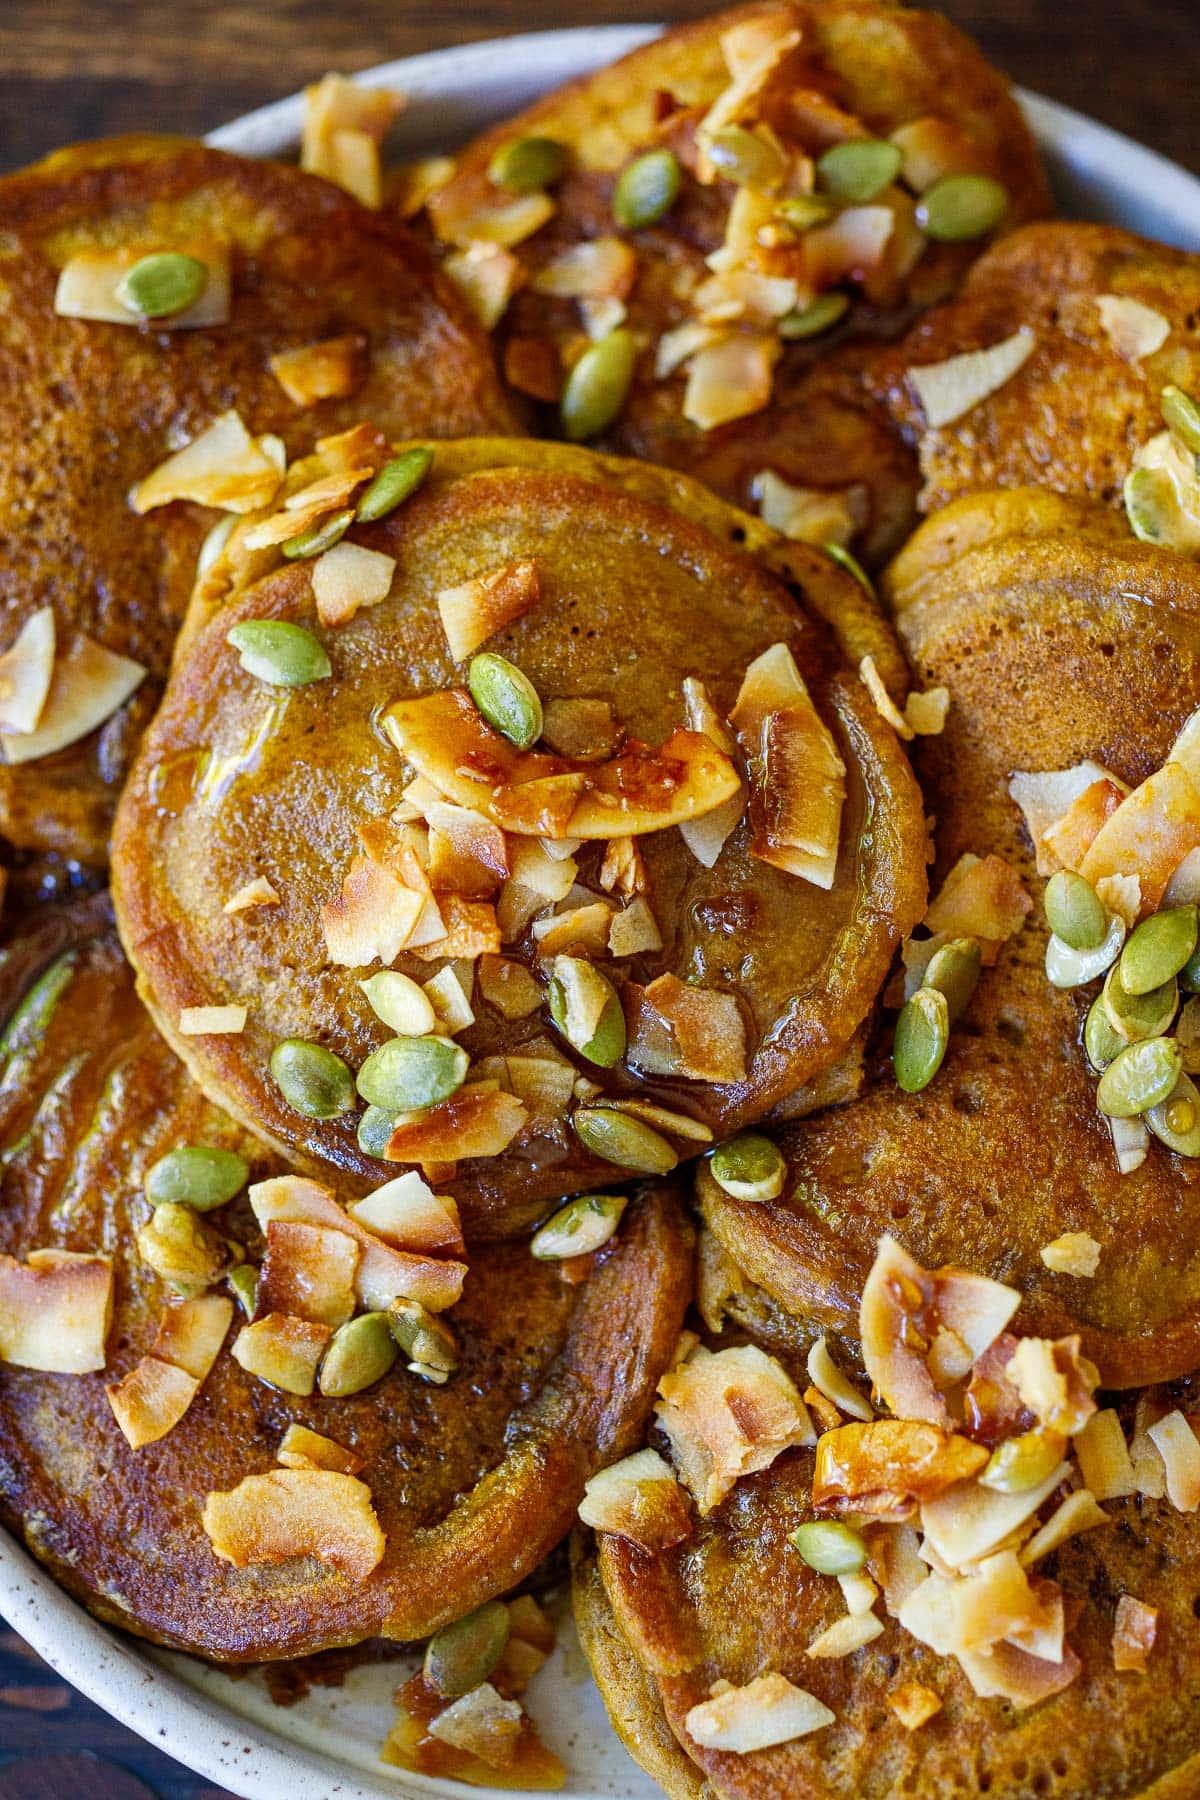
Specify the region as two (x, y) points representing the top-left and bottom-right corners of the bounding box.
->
(427, 0), (1050, 565)
(868, 221), (1200, 517)
(703, 491), (1200, 1389)
(0, 908), (693, 1660)
(0, 135), (515, 865)
(111, 440), (927, 1238)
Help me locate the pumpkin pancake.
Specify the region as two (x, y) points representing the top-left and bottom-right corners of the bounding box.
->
(112, 439), (927, 1239)
(703, 491), (1200, 1389)
(0, 135), (515, 866)
(868, 221), (1200, 519)
(0, 908), (693, 1661)
(423, 0), (1050, 566)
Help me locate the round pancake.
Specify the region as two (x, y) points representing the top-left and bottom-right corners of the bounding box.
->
(0, 912), (693, 1660)
(112, 439), (927, 1238)
(703, 492), (1200, 1388)
(426, 0), (1050, 565)
(0, 135), (515, 866)
(595, 1433), (1200, 1800)
(868, 221), (1200, 518)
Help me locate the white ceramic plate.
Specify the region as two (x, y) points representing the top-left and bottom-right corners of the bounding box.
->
(4, 26), (1200, 1800)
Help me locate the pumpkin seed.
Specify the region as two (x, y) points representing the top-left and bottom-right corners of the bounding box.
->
(226, 619), (331, 687)
(355, 1033), (468, 1112)
(319, 1311), (398, 1396)
(924, 937), (982, 1024)
(823, 540), (874, 596)
(979, 1430), (1064, 1493)
(612, 148), (681, 229)
(270, 1038), (356, 1117)
(488, 135), (568, 194)
(777, 194), (836, 230)
(1045, 910), (1125, 988)
(1145, 1072), (1200, 1156)
(1124, 466), (1173, 544)
(894, 986), (949, 1093)
(1043, 870), (1107, 951)
(531, 1193), (627, 1259)
(1181, 945), (1200, 994)
(227, 1263), (259, 1317)
(356, 447), (433, 522)
(424, 1601), (511, 1698)
(145, 1145), (248, 1212)
(548, 958), (626, 1066)
(1084, 994), (1124, 1071)
(357, 1104), (397, 1159)
(467, 652), (544, 750)
(1120, 905), (1199, 996)
(116, 251), (208, 319)
(1162, 384), (1200, 456)
(359, 970), (438, 1037)
(789, 1520), (867, 1575)
(136, 1202), (228, 1292)
(281, 506), (354, 560)
(1096, 1035), (1182, 1118)
(1101, 960), (1178, 1042)
(817, 138), (902, 202)
(710, 1133), (786, 1202)
(916, 173), (1009, 241)
(573, 1105), (679, 1173)
(778, 292), (850, 340)
(389, 1297), (459, 1373)
(708, 125), (786, 190)
(561, 328), (638, 442)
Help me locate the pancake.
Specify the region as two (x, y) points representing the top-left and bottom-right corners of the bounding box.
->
(0, 909), (693, 1660)
(703, 491), (1200, 1388)
(424, 0), (1050, 566)
(0, 135), (515, 866)
(111, 439), (927, 1238)
(868, 221), (1200, 517)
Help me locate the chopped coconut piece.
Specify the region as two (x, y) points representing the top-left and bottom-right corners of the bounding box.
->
(923, 853), (1030, 957)
(578, 1447), (692, 1553)
(300, 73), (403, 207)
(346, 1172), (464, 1256)
(730, 642), (846, 888)
(423, 963), (476, 1034)
(806, 1614), (884, 1658)
(860, 653), (913, 739)
(1110, 1114), (1150, 1174)
(151, 1293), (233, 1379)
(1020, 1488), (1109, 1566)
(757, 470), (867, 550)
(1075, 1409), (1136, 1502)
(1079, 761), (1200, 916)
(231, 1312), (332, 1396)
(627, 971), (747, 1084)
(132, 411), (283, 514)
(437, 560), (541, 663)
(384, 1086), (527, 1172)
(477, 955), (543, 1019)
(107, 1357), (199, 1448)
(223, 876), (280, 914)
(178, 1003), (247, 1036)
(888, 1681), (943, 1730)
(921, 1461), (1069, 1571)
(257, 1220), (360, 1328)
(683, 333), (779, 431)
(0, 1250), (113, 1373)
(1006, 1335), (1097, 1437)
(269, 333), (368, 406)
(1009, 762), (1128, 871)
(312, 542), (395, 627)
(1040, 1232), (1101, 1277)
(1096, 294), (1170, 362)
(55, 240), (231, 329)
(608, 896), (663, 957)
(321, 855), (424, 966)
(907, 330), (1036, 430)
(1112, 1595), (1157, 1672)
(807, 1335), (873, 1422)
(428, 1684), (524, 1769)
(1147, 1411), (1200, 1510)
(0, 630), (145, 766)
(277, 1422), (364, 1475)
(0, 608), (55, 735)
(656, 1343), (814, 1514)
(444, 242), (525, 331)
(684, 1673), (833, 1755)
(202, 1467), (385, 1578)
(904, 686), (950, 736)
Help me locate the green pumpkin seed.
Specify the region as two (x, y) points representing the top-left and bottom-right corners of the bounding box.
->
(270, 1038), (356, 1117)
(467, 652), (544, 750)
(817, 138), (902, 202)
(710, 1133), (786, 1203)
(488, 135), (568, 194)
(1145, 1072), (1200, 1156)
(612, 149), (681, 229)
(789, 1520), (867, 1575)
(319, 1311), (398, 1397)
(707, 125), (786, 190)
(424, 1601), (511, 1698)
(357, 1104), (398, 1159)
(573, 1106), (679, 1174)
(777, 194), (836, 230)
(137, 1202), (229, 1292)
(1043, 870), (1107, 951)
(979, 1430), (1064, 1494)
(1101, 960), (1178, 1042)
(226, 619), (331, 687)
(281, 507), (354, 561)
(923, 937), (982, 1025)
(359, 970), (437, 1036)
(531, 1193), (628, 1259)
(822, 540), (874, 596)
(1120, 905), (1199, 996)
(356, 447), (433, 523)
(915, 173), (1009, 241)
(1180, 945), (1200, 994)
(0, 951), (75, 1062)
(389, 1297), (459, 1373)
(1084, 994), (1125, 1071)
(116, 251), (208, 319)
(1162, 384), (1200, 455)
(1045, 911), (1125, 988)
(548, 958), (626, 1066)
(228, 1262), (259, 1317)
(1096, 1035), (1183, 1118)
(894, 986), (949, 1093)
(145, 1144), (248, 1212)
(1124, 466), (1174, 544)
(355, 1033), (468, 1112)
(778, 292), (850, 340)
(561, 328), (638, 442)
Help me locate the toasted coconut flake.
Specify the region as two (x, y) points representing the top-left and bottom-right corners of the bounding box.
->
(385, 1086), (527, 1173)
(804, 1384), (842, 1432)
(656, 320), (725, 381)
(657, 1343), (814, 1514)
(0, 629), (145, 766)
(269, 333), (368, 407)
(730, 643), (846, 889)
(905, 687), (950, 736)
(1130, 1397), (1168, 1498)
(278, 1422), (364, 1476)
(806, 1613), (884, 1659)
(152, 1293), (233, 1379)
(923, 1461), (1069, 1572)
(0, 1251), (112, 1374)
(437, 560), (541, 663)
(178, 1003), (247, 1036)
(1007, 1336), (1098, 1437)
(1019, 1488), (1109, 1567)
(1040, 1232), (1101, 1277)
(1097, 873), (1143, 931)
(628, 972), (747, 1084)
(578, 1447), (692, 1552)
(838, 1571), (880, 1618)
(347, 1172), (464, 1256)
(699, 19), (803, 158)
(428, 1684), (524, 1769)
(543, 698), (621, 763)
(203, 1466), (385, 1578)
(321, 855), (424, 967)
(107, 1356), (200, 1448)
(425, 801), (508, 898)
(257, 1220), (360, 1328)
(444, 242), (525, 331)
(428, 170), (557, 249)
(815, 1420), (988, 1520)
(311, 542), (395, 628)
(1009, 762), (1128, 872)
(132, 410), (283, 514)
(55, 240), (231, 329)
(0, 608), (55, 736)
(423, 963), (476, 1034)
(685, 1672), (833, 1755)
(231, 1312), (331, 1396)
(908, 330), (1036, 430)
(531, 900), (616, 960)
(492, 1050), (576, 1132)
(532, 236), (637, 303)
(888, 1681), (942, 1731)
(923, 853), (1030, 956)
(390, 153), (457, 217)
(506, 836), (578, 902)
(477, 954), (542, 1019)
(598, 835), (647, 898)
(957, 1639), (1081, 1709)
(800, 205), (895, 292)
(807, 1335), (873, 1422)
(679, 786), (746, 869)
(901, 1552), (1060, 1661)
(1096, 294), (1170, 362)
(406, 896), (501, 963)
(223, 876), (280, 914)
(1078, 761), (1200, 916)
(1075, 1409), (1135, 1501)
(682, 676), (734, 754)
(1147, 1410), (1200, 1510)
(301, 73), (403, 206)
(1113, 1594), (1157, 1672)
(756, 471), (868, 551)
(860, 653), (913, 740)
(683, 332), (779, 431)
(608, 896), (663, 957)
(1040, 777), (1128, 875)
(890, 115), (976, 189)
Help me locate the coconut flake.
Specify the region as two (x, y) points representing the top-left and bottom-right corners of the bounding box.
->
(1040, 1232), (1101, 1277)
(908, 329), (1036, 430)
(0, 1250), (113, 1373)
(1112, 1595), (1157, 1672)
(1147, 1410), (1200, 1510)
(177, 1004), (247, 1036)
(436, 560), (541, 663)
(203, 1467), (385, 1578)
(0, 631), (145, 765)
(656, 1343), (814, 1514)
(444, 242), (525, 331)
(0, 608), (56, 736)
(55, 240), (231, 329)
(1096, 294), (1170, 362)
(685, 1673), (833, 1755)
(578, 1447), (692, 1552)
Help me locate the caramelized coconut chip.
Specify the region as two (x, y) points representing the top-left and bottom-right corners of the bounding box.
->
(256, 1220), (361, 1328)
(685, 1673), (834, 1755)
(626, 972), (748, 1084)
(656, 1342), (814, 1514)
(578, 1447), (692, 1553)
(0, 630), (146, 766)
(0, 607), (55, 736)
(269, 333), (368, 406)
(277, 1422), (365, 1475)
(813, 1418), (988, 1519)
(203, 1467), (385, 1578)
(730, 643), (845, 888)
(437, 560), (541, 663)
(0, 1250), (113, 1373)
(55, 240), (231, 329)
(132, 410), (283, 514)
(107, 1293), (234, 1448)
(300, 73), (404, 208)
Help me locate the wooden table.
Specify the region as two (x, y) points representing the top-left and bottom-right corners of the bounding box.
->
(0, 1), (1196, 1795)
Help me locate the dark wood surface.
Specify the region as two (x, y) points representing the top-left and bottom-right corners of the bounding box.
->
(0, 1), (1197, 1795)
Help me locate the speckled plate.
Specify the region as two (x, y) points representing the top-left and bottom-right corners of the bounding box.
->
(3, 26), (1200, 1800)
